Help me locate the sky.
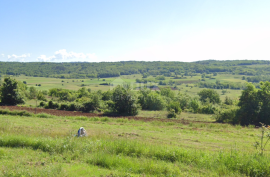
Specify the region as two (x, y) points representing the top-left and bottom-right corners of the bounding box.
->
(0, 0), (270, 62)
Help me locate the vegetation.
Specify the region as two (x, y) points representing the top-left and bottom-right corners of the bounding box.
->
(2, 60), (270, 175)
(0, 77), (25, 105)
(1, 60), (270, 79)
(1, 113), (270, 176)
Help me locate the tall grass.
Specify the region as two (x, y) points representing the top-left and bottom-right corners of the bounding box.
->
(0, 134), (269, 176)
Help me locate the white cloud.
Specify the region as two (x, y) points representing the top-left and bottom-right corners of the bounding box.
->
(6, 53), (31, 62)
(37, 49), (97, 62)
(7, 53), (30, 59)
(1, 54), (4, 57)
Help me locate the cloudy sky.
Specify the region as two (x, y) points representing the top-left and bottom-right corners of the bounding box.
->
(0, 0), (270, 62)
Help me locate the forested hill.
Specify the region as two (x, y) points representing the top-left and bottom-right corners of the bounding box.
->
(1, 60), (270, 78)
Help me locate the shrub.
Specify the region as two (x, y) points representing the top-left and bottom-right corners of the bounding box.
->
(200, 103), (218, 114)
(81, 95), (100, 112)
(139, 92), (166, 110)
(59, 103), (69, 110)
(67, 102), (82, 111)
(45, 101), (59, 109)
(190, 99), (200, 113)
(215, 107), (239, 124)
(167, 109), (177, 118)
(167, 102), (182, 114)
(39, 101), (45, 107)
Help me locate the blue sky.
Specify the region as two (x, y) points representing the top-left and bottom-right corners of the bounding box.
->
(0, 0), (270, 62)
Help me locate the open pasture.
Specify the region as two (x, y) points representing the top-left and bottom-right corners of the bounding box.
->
(0, 113), (269, 176)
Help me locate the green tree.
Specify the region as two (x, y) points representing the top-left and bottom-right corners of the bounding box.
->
(198, 89), (221, 104)
(237, 83), (260, 125)
(0, 77), (25, 105)
(29, 86), (38, 99)
(111, 85), (139, 115)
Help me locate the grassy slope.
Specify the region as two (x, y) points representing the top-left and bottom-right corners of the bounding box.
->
(1, 114), (269, 176)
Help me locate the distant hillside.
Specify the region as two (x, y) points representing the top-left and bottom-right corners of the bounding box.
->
(0, 60), (269, 79)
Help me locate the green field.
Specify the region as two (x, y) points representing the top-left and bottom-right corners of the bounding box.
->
(11, 73), (244, 101)
(0, 114), (269, 176)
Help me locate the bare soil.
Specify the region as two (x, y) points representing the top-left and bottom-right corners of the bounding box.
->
(0, 106), (214, 124)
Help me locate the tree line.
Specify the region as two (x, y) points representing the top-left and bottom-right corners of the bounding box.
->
(1, 60), (270, 79)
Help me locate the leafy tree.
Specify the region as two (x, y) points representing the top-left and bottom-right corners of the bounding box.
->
(221, 90), (227, 95)
(111, 85), (139, 115)
(0, 77), (25, 105)
(29, 86), (38, 99)
(237, 83), (260, 125)
(198, 89), (221, 104)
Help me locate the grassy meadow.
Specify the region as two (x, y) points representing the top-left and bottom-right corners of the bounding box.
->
(11, 73), (244, 101)
(0, 113), (270, 176)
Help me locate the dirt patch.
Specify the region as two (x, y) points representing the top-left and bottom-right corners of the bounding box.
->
(0, 106), (214, 124)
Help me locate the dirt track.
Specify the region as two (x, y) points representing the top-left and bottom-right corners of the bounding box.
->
(0, 106), (214, 124)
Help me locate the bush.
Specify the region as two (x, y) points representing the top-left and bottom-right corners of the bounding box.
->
(39, 101), (45, 107)
(67, 102), (82, 111)
(45, 101), (59, 109)
(167, 109), (177, 118)
(59, 103), (69, 110)
(200, 103), (218, 114)
(190, 99), (200, 113)
(81, 95), (100, 112)
(167, 102), (182, 114)
(139, 92), (166, 110)
(215, 107), (239, 124)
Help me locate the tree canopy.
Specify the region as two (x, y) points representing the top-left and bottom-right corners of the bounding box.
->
(0, 77), (25, 105)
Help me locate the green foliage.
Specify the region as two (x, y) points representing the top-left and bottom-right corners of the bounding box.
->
(101, 90), (113, 101)
(167, 101), (182, 114)
(45, 101), (59, 109)
(81, 95), (100, 112)
(176, 93), (192, 110)
(155, 75), (165, 80)
(160, 87), (175, 99)
(198, 89), (221, 104)
(37, 91), (46, 101)
(200, 102), (218, 114)
(111, 85), (139, 115)
(28, 86), (38, 99)
(253, 123), (270, 155)
(215, 107), (239, 124)
(224, 96), (233, 105)
(0, 77), (25, 105)
(238, 82), (270, 125)
(167, 109), (177, 118)
(237, 83), (260, 125)
(190, 99), (200, 113)
(139, 90), (166, 110)
(0, 109), (33, 116)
